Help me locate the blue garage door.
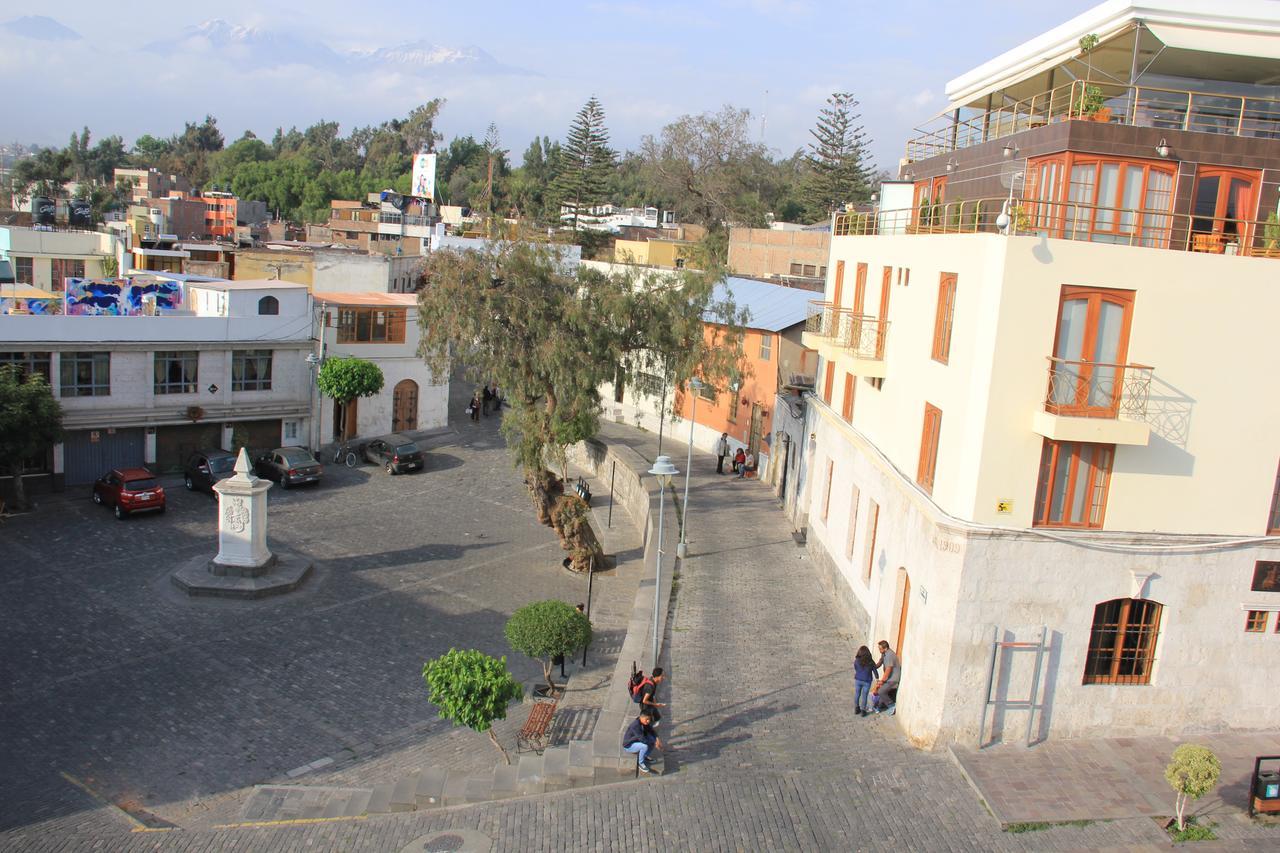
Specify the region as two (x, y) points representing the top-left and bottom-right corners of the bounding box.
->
(63, 428), (145, 485)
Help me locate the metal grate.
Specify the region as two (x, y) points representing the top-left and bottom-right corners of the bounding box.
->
(1083, 598), (1161, 685)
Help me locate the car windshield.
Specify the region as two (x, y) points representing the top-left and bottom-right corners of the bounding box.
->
(124, 478), (159, 491)
(280, 450), (315, 465)
(209, 457), (235, 474)
(395, 444), (419, 454)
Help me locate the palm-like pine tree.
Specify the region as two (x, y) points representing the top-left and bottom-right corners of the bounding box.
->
(552, 96), (615, 230)
(802, 92), (873, 219)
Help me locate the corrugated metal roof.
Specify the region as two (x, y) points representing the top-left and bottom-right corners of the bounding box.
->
(706, 276), (816, 331)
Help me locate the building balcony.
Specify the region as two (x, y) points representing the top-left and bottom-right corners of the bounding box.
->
(906, 80), (1280, 161)
(835, 195), (1280, 261)
(1032, 357), (1153, 446)
(801, 302), (889, 378)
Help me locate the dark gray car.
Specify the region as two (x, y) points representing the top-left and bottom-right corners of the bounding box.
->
(363, 434), (425, 474)
(254, 447), (324, 488)
(183, 449), (237, 492)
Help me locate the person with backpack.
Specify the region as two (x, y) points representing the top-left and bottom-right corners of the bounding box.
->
(629, 667), (667, 725)
(622, 711), (661, 773)
(853, 645), (879, 717)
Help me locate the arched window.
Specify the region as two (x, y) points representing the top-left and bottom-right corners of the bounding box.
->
(258, 295), (279, 315)
(1083, 598), (1162, 685)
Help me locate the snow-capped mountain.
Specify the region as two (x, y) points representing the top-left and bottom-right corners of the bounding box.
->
(143, 19), (346, 69)
(349, 40), (517, 73)
(0, 15), (82, 41)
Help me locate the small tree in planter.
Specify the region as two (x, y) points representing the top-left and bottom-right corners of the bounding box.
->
(316, 357), (384, 442)
(422, 648), (524, 765)
(504, 600), (593, 695)
(1164, 743), (1221, 832)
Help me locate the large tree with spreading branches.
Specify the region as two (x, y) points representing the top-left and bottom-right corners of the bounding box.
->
(802, 92), (874, 218)
(418, 242), (744, 571)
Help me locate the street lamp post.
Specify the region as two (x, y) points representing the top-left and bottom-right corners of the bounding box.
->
(677, 377), (702, 559)
(647, 455), (679, 669)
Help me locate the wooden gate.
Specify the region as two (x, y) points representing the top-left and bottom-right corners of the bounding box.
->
(392, 379), (419, 432)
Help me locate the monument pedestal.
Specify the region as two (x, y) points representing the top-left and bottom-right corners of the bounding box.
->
(171, 448), (313, 598)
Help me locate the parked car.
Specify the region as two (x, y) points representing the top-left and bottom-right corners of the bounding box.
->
(183, 449), (237, 492)
(364, 434), (425, 474)
(254, 447), (324, 489)
(91, 468), (166, 519)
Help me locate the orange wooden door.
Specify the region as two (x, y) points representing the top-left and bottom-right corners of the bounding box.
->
(853, 263), (867, 313)
(832, 260), (845, 308)
(896, 572), (911, 658)
(1047, 287), (1134, 417)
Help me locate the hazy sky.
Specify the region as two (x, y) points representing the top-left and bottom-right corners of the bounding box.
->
(1, 0), (1095, 171)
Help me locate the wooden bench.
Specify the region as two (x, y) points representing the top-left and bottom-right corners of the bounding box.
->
(517, 700), (557, 754)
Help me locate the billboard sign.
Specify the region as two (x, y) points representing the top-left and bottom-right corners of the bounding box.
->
(411, 152), (437, 201)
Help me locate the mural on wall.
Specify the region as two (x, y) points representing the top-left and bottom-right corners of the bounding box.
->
(0, 296), (61, 314)
(64, 278), (183, 315)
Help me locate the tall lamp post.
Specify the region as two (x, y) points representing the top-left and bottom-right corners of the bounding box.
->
(647, 455), (679, 669)
(677, 378), (702, 559)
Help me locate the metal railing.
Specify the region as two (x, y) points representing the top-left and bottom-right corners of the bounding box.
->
(907, 79), (1280, 160)
(834, 195), (1280, 259)
(1044, 356), (1153, 420)
(804, 302), (889, 360)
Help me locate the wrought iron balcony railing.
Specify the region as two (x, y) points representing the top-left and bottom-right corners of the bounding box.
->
(1044, 356), (1153, 420)
(833, 195), (1280, 260)
(906, 79), (1280, 161)
(805, 302), (890, 360)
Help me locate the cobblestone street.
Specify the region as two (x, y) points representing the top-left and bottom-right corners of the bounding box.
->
(4, 417), (1280, 851)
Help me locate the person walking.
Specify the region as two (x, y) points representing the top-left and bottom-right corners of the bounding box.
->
(622, 712), (661, 773)
(638, 667), (667, 725)
(871, 640), (901, 713)
(853, 645), (879, 716)
(715, 433), (730, 475)
(481, 383), (494, 416)
(469, 390), (481, 422)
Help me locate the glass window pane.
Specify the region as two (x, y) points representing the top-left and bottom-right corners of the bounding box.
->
(1095, 164), (1119, 230)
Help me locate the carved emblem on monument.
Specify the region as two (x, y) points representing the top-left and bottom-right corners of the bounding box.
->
(224, 496), (249, 533)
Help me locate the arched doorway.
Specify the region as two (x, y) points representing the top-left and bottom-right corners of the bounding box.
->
(392, 379), (418, 432)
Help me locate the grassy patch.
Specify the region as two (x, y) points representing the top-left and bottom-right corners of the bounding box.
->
(1003, 819), (1095, 834)
(1167, 818), (1216, 842)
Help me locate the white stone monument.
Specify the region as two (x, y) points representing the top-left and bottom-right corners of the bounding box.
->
(171, 446), (312, 598)
(212, 447), (273, 572)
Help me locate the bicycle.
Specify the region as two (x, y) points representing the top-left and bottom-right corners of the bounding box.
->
(332, 441), (359, 468)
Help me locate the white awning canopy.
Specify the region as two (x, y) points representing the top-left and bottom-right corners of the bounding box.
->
(942, 0), (1280, 112)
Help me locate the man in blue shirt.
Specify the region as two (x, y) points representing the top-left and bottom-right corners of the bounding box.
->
(622, 712), (661, 773)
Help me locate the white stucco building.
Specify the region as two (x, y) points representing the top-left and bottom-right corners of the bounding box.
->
(314, 292), (447, 444)
(780, 0), (1280, 748)
(0, 279), (314, 491)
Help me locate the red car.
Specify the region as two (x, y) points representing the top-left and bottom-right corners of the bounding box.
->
(92, 467), (166, 519)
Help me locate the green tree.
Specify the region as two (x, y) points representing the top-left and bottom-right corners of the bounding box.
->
(504, 600), (592, 693)
(11, 147), (72, 200)
(1164, 744), (1221, 832)
(418, 241), (743, 571)
(0, 366), (64, 511)
(316, 357), (384, 441)
(640, 105), (771, 230)
(552, 96), (615, 230)
(421, 649), (524, 765)
(802, 92), (873, 218)
(131, 134), (173, 164)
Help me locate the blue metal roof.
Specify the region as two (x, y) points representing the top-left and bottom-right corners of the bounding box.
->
(706, 276), (816, 332)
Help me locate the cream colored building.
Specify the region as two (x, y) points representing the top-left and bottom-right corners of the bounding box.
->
(783, 0), (1280, 749)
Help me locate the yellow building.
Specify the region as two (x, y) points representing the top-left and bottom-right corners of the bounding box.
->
(613, 238), (695, 269)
